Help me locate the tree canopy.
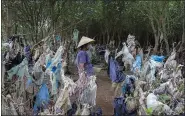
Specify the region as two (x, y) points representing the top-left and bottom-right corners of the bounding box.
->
(1, 0), (184, 55)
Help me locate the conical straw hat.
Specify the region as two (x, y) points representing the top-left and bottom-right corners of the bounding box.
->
(77, 36), (95, 48)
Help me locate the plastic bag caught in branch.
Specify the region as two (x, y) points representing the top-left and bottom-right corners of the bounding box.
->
(49, 73), (57, 95)
(151, 55), (165, 63)
(126, 34), (136, 53)
(79, 76), (97, 106)
(73, 29), (79, 46)
(55, 86), (72, 114)
(7, 58), (28, 80)
(26, 77), (32, 89)
(33, 83), (50, 115)
(33, 54), (46, 73)
(104, 49), (110, 64)
(34, 49), (40, 60)
(46, 46), (63, 72)
(164, 50), (176, 68)
(81, 104), (92, 115)
(132, 55), (142, 73)
(146, 93), (173, 115)
(109, 57), (125, 83)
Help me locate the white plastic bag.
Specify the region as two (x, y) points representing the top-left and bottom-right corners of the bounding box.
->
(55, 87), (71, 115)
(34, 49), (40, 60)
(104, 49), (110, 64)
(147, 93), (163, 109)
(81, 104), (91, 115)
(147, 93), (173, 115)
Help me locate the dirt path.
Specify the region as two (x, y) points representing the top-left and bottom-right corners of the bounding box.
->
(96, 70), (114, 115)
(68, 66), (114, 115)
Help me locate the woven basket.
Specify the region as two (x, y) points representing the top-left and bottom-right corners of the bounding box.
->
(93, 67), (102, 73)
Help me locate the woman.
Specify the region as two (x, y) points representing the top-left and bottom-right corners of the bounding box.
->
(76, 36), (95, 78)
(74, 36), (97, 107)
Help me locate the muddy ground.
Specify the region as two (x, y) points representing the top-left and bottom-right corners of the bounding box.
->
(68, 65), (114, 115)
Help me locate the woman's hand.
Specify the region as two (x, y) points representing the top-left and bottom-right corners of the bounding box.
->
(79, 63), (85, 72)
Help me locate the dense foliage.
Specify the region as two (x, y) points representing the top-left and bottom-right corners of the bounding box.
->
(1, 0), (184, 54)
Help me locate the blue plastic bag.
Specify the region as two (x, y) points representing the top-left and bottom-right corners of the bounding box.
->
(7, 65), (19, 80)
(109, 57), (117, 81)
(45, 55), (52, 68)
(67, 102), (78, 116)
(46, 61), (52, 69)
(109, 57), (125, 83)
(51, 66), (57, 73)
(33, 83), (50, 115)
(132, 55), (142, 73)
(122, 76), (136, 95)
(113, 97), (127, 116)
(150, 55), (165, 62)
(56, 35), (61, 41)
(55, 62), (62, 81)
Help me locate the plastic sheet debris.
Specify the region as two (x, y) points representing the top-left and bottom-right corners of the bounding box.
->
(46, 61), (52, 69)
(143, 59), (164, 83)
(55, 88), (71, 115)
(47, 59), (62, 95)
(151, 55), (165, 62)
(115, 43), (135, 70)
(45, 54), (52, 68)
(132, 55), (142, 73)
(67, 102), (78, 116)
(122, 75), (137, 95)
(73, 29), (79, 46)
(34, 49), (40, 60)
(26, 77), (32, 89)
(146, 93), (173, 115)
(49, 73), (57, 95)
(81, 104), (92, 115)
(109, 57), (125, 83)
(55, 35), (61, 41)
(113, 97), (127, 116)
(79, 76), (97, 106)
(7, 58), (29, 80)
(33, 83), (50, 115)
(126, 34), (136, 53)
(55, 62), (62, 81)
(47, 46), (63, 70)
(2, 43), (11, 48)
(91, 107), (103, 116)
(104, 49), (110, 64)
(24, 45), (31, 59)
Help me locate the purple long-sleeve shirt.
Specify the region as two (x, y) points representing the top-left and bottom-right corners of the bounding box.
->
(75, 50), (94, 77)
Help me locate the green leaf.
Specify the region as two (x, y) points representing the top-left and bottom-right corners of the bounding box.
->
(158, 94), (171, 103)
(146, 107), (153, 115)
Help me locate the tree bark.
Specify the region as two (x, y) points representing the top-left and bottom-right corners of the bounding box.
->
(102, 32), (105, 45)
(178, 1), (185, 53)
(6, 4), (12, 38)
(163, 36), (170, 55)
(107, 30), (110, 45)
(161, 10), (170, 55)
(182, 1), (185, 44)
(150, 18), (159, 54)
(118, 33), (121, 47)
